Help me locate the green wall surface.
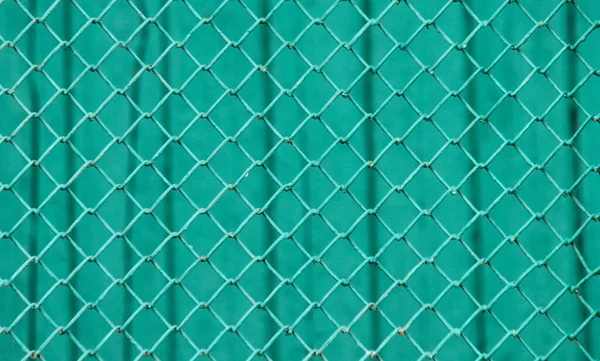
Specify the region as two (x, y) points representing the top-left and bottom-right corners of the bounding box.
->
(1, 0), (600, 360)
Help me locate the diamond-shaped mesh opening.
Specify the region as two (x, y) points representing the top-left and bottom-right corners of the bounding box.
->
(2, 1), (600, 360)
(409, 309), (448, 351)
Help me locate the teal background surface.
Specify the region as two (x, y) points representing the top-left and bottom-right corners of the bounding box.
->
(1, 0), (600, 360)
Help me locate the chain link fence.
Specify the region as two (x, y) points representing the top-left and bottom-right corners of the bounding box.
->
(1, 0), (600, 360)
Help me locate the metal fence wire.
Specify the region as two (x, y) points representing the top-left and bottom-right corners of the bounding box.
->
(1, 0), (600, 360)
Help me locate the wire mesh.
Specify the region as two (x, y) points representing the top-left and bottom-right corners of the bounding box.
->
(1, 0), (600, 360)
